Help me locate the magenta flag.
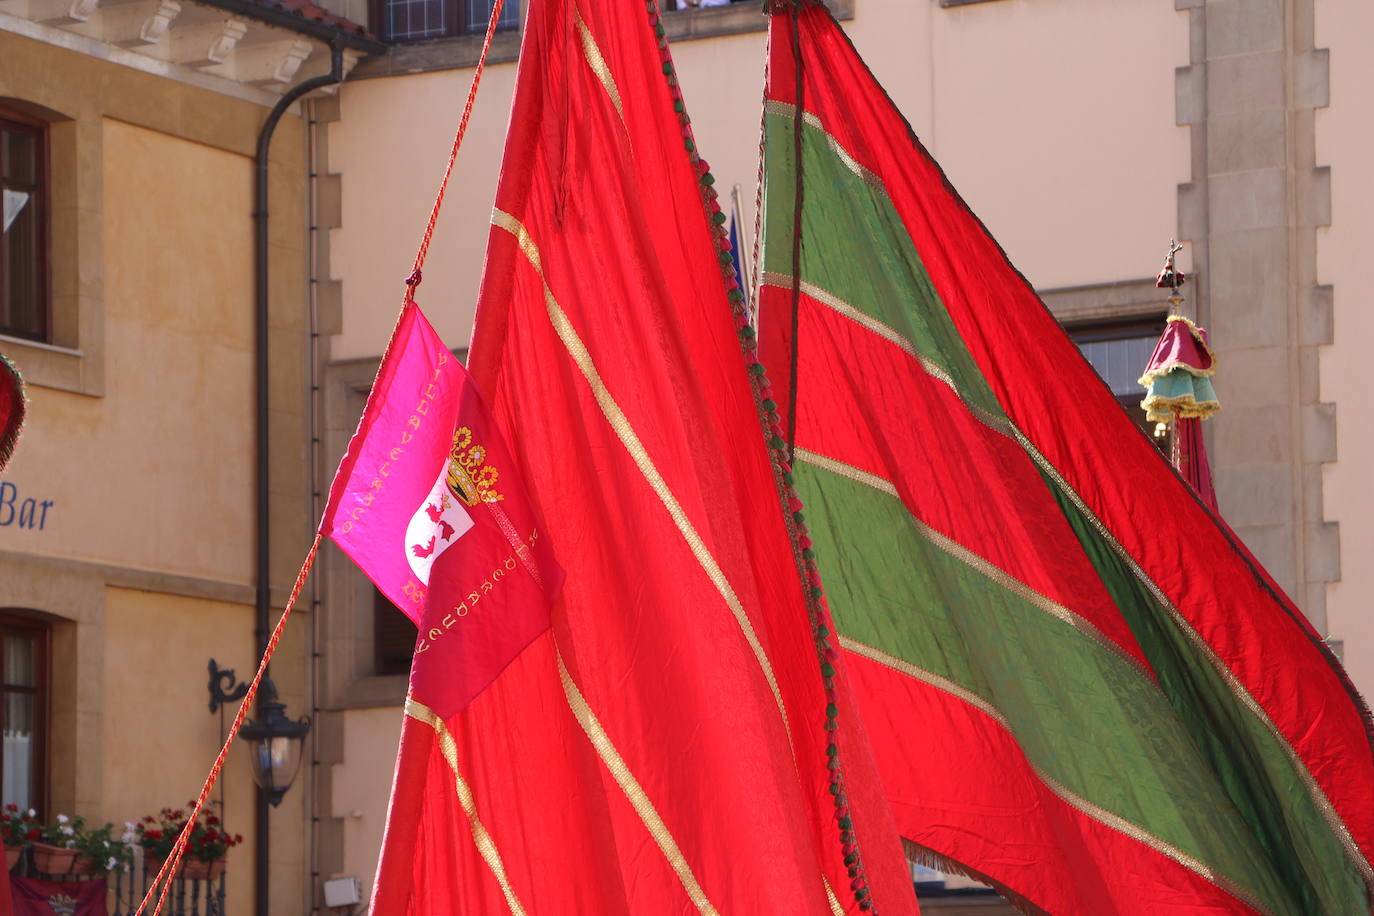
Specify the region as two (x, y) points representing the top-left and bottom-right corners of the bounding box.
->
(320, 301), (562, 717)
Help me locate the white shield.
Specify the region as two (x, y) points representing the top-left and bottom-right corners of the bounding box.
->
(404, 469), (475, 585)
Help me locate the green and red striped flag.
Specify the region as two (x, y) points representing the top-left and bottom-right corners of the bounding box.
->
(758, 5), (1374, 914)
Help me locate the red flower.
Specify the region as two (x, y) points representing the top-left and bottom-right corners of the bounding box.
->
(233, 834), (243, 845)
(206, 815), (220, 826)
(4, 804), (16, 813)
(25, 829), (37, 841)
(146, 830), (163, 841)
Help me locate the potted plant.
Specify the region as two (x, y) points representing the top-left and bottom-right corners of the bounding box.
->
(0, 805), (34, 870)
(136, 805), (242, 882)
(71, 822), (134, 876)
(32, 813), (83, 875)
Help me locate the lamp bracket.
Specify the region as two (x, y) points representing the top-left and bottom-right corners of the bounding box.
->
(208, 658), (250, 713)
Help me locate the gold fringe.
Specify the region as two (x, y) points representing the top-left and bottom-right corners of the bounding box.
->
(1140, 393), (1221, 423)
(1137, 315), (1219, 387)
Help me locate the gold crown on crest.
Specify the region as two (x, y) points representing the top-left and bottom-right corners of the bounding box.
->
(446, 426), (503, 506)
(47, 895), (78, 916)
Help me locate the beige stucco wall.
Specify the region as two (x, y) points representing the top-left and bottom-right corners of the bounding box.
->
(328, 63), (520, 359)
(100, 587), (257, 911)
(329, 706), (403, 899)
(0, 31), (316, 912)
(1315, 2), (1374, 698)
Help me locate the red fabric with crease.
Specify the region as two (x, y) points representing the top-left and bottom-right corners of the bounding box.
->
(374, 0), (919, 912)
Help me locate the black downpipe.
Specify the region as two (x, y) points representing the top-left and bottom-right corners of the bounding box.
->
(253, 43), (344, 916)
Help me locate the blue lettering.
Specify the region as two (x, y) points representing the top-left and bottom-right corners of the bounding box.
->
(0, 482), (13, 527)
(17, 498), (35, 529)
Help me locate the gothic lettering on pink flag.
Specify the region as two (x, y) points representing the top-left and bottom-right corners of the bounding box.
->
(321, 301), (562, 717)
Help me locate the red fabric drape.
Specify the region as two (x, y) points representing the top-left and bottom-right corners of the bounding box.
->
(370, 0), (917, 912)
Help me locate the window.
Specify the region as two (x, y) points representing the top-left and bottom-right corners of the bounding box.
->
(1068, 316), (1168, 447)
(373, 587), (416, 677)
(0, 614), (48, 816)
(0, 108), (47, 342)
(374, 0), (518, 43)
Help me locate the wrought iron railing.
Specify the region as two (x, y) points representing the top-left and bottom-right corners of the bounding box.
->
(12, 848), (227, 916)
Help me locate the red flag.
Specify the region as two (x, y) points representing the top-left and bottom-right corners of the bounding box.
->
(758, 4), (1374, 913)
(363, 0), (919, 911)
(320, 300), (561, 717)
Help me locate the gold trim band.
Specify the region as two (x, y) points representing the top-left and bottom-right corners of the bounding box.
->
(404, 697), (527, 915)
(556, 651), (720, 915)
(573, 6), (626, 129)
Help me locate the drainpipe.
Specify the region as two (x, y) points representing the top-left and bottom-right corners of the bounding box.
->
(253, 41), (345, 916)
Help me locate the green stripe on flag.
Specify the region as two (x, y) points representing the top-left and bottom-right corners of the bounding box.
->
(762, 111), (1004, 423)
(764, 106), (1369, 914)
(1040, 467), (1369, 914)
(795, 457), (1298, 915)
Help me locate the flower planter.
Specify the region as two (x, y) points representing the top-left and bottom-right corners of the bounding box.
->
(4, 847), (19, 872)
(32, 842), (78, 875)
(146, 854), (225, 882)
(69, 856), (99, 875)
(181, 857), (225, 881)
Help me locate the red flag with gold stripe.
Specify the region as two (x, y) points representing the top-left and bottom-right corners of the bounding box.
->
(369, 0), (919, 912)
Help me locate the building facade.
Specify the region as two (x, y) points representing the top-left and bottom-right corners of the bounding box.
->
(2, 0), (1370, 911)
(0, 0), (377, 911)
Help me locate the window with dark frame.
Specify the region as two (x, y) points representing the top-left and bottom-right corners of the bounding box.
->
(372, 0), (518, 43)
(1068, 316), (1169, 450)
(373, 587), (417, 677)
(0, 614), (48, 818)
(0, 108), (48, 343)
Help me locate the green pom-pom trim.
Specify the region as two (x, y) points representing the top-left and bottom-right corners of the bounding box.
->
(837, 816), (853, 831)
(656, 23), (666, 38)
(701, 172), (716, 186)
(825, 703), (838, 718)
(770, 435), (786, 450)
(844, 854), (858, 866)
(821, 662), (835, 678)
(661, 61), (674, 75)
(815, 624), (829, 638)
(685, 138), (696, 153)
(792, 510), (805, 524)
(711, 210), (727, 225)
(826, 744), (838, 757)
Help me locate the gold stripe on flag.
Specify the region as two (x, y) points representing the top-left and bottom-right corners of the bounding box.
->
(492, 207), (791, 736)
(557, 650), (720, 915)
(404, 697), (527, 915)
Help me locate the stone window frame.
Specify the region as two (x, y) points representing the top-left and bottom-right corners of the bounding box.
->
(0, 98), (104, 398)
(0, 105), (50, 344)
(0, 612), (51, 819)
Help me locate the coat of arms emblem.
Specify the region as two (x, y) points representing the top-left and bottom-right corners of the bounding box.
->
(404, 425), (503, 584)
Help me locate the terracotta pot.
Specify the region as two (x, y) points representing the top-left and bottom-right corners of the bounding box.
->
(4, 846), (19, 871)
(69, 856), (98, 875)
(32, 842), (78, 875)
(146, 854), (225, 882)
(181, 856), (225, 881)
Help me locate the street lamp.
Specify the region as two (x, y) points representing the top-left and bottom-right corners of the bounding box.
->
(208, 659), (311, 806)
(239, 677), (310, 807)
